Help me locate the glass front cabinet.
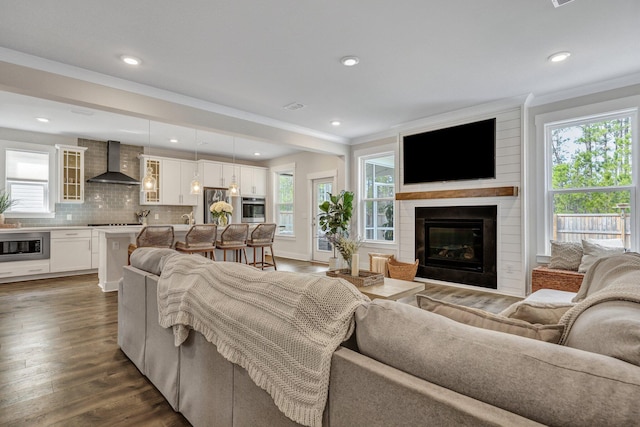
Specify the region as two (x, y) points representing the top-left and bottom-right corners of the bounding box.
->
(139, 155), (162, 205)
(56, 145), (88, 203)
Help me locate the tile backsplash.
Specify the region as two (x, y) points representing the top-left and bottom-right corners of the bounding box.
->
(11, 139), (193, 227)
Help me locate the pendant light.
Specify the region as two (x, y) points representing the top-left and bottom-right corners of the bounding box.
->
(142, 121), (157, 192)
(190, 129), (202, 195)
(228, 137), (239, 196)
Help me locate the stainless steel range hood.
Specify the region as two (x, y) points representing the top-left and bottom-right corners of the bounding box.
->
(86, 140), (140, 185)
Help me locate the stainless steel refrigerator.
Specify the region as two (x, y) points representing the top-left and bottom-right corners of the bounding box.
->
(203, 187), (229, 224)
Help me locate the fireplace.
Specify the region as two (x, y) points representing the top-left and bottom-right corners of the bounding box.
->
(415, 205), (497, 289)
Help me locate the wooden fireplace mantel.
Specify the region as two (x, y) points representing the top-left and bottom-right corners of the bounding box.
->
(395, 186), (518, 201)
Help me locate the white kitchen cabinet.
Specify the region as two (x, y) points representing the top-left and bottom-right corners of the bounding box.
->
(160, 158), (182, 205)
(140, 156), (197, 206)
(91, 229), (100, 269)
(0, 260), (50, 279)
(179, 160), (199, 206)
(202, 161), (223, 187)
(161, 159), (198, 206)
(240, 166), (267, 196)
(202, 160), (239, 189)
(55, 144), (88, 203)
(50, 229), (92, 272)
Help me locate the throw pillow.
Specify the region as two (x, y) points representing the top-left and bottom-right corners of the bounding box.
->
(499, 300), (575, 324)
(416, 294), (564, 343)
(548, 240), (583, 271)
(578, 239), (625, 273)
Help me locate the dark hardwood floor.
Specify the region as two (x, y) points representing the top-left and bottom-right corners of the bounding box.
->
(0, 257), (520, 426)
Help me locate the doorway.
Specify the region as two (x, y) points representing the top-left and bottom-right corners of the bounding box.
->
(312, 178), (334, 263)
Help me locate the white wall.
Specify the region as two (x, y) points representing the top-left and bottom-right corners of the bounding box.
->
(395, 107), (525, 296)
(267, 151), (346, 261)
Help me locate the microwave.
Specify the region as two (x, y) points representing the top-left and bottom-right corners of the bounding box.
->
(241, 197), (266, 223)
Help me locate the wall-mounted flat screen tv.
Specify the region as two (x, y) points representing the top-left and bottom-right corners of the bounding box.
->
(403, 118), (496, 184)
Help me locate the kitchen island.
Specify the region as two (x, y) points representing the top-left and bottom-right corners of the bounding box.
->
(0, 223), (259, 289)
(95, 225), (190, 292)
(96, 223), (259, 292)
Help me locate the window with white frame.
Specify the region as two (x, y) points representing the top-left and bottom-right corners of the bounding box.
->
(361, 153), (395, 241)
(5, 149), (50, 213)
(274, 168), (294, 236)
(542, 108), (636, 251)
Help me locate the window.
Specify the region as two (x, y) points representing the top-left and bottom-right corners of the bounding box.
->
(5, 149), (50, 213)
(361, 153), (395, 241)
(274, 167), (294, 236)
(543, 108), (636, 250)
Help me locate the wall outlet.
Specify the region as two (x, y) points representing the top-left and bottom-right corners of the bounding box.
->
(154, 213), (159, 219)
(112, 241), (120, 250)
(66, 214), (72, 220)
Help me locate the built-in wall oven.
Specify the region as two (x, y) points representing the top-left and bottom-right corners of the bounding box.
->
(0, 232), (50, 262)
(241, 197), (266, 223)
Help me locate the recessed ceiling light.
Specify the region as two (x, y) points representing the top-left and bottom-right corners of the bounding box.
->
(121, 55), (141, 66)
(169, 138), (179, 143)
(330, 120), (341, 126)
(548, 51), (571, 63)
(36, 117), (49, 123)
(340, 56), (360, 67)
(253, 152), (261, 156)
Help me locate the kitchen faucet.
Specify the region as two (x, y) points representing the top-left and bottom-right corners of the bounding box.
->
(182, 211), (195, 225)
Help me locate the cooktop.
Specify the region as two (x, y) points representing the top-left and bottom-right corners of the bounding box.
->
(88, 223), (140, 227)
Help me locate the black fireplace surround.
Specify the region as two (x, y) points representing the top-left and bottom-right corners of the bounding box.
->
(415, 205), (497, 289)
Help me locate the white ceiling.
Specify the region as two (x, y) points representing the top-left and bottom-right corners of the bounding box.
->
(1, 0), (639, 160)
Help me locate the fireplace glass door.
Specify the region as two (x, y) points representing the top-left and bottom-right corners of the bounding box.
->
(426, 220), (483, 272)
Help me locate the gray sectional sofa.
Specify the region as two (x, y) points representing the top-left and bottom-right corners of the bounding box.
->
(118, 248), (640, 427)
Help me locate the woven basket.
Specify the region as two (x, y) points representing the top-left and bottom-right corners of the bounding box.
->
(531, 266), (585, 293)
(387, 258), (419, 281)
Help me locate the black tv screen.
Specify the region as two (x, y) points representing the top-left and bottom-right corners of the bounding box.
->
(403, 118), (496, 184)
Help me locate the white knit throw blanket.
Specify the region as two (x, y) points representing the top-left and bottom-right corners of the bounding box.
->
(157, 254), (369, 427)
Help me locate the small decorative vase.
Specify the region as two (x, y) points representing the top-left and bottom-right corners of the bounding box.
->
(218, 215), (228, 226)
(0, 213), (4, 224)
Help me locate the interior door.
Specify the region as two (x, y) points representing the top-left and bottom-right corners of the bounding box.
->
(312, 178), (333, 263)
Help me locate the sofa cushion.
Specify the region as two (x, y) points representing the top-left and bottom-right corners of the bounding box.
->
(578, 239), (625, 273)
(573, 252), (640, 302)
(548, 240), (583, 271)
(499, 300), (574, 324)
(355, 300), (640, 426)
(560, 281), (640, 367)
(564, 300), (640, 366)
(416, 295), (564, 343)
(129, 247), (181, 275)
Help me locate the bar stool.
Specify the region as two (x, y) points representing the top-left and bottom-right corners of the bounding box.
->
(215, 223), (249, 263)
(247, 223), (277, 270)
(175, 224), (217, 260)
(127, 225), (175, 264)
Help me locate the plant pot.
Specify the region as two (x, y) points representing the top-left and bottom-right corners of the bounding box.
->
(0, 213), (4, 224)
(328, 257), (342, 271)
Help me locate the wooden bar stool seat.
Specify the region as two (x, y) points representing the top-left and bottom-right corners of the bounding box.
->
(215, 223), (249, 263)
(175, 224), (217, 260)
(247, 223), (277, 270)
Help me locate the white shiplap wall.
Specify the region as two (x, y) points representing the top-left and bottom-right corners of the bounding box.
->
(397, 107), (525, 297)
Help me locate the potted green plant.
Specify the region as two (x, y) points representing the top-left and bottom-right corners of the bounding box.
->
(318, 190), (354, 269)
(0, 190), (17, 224)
